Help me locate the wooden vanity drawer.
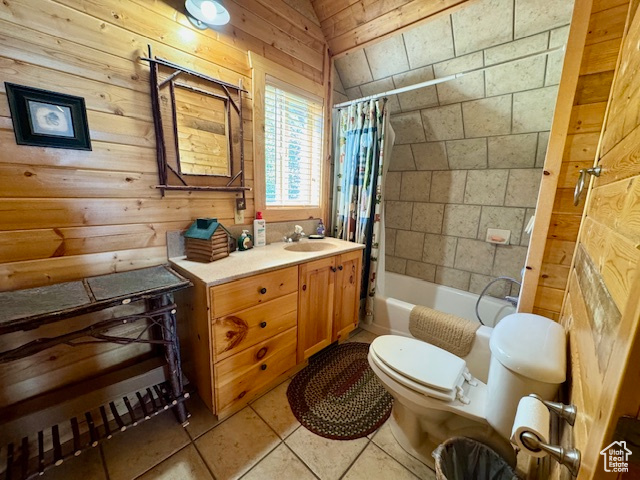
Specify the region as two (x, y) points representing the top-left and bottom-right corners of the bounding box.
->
(212, 292), (297, 362)
(215, 327), (297, 415)
(210, 266), (298, 317)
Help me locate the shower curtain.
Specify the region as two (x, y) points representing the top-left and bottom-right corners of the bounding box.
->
(332, 99), (394, 323)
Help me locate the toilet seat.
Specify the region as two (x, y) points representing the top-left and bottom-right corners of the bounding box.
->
(370, 336), (471, 403)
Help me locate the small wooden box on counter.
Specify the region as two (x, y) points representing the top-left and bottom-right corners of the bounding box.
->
(184, 218), (232, 263)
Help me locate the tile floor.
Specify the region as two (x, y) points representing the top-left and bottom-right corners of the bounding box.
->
(41, 329), (437, 480)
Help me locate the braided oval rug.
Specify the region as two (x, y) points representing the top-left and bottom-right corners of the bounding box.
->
(287, 342), (393, 440)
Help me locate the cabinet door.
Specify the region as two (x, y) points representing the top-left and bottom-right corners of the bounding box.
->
(333, 250), (362, 342)
(297, 256), (335, 362)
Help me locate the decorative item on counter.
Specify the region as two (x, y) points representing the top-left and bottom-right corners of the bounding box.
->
(184, 218), (232, 263)
(238, 229), (253, 250)
(316, 219), (325, 237)
(253, 211), (266, 247)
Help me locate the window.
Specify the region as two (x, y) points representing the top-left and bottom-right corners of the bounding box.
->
(250, 52), (327, 222)
(264, 79), (323, 208)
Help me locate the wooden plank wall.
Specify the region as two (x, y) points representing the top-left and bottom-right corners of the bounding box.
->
(554, 2), (640, 476)
(521, 0), (630, 319)
(0, 0), (326, 407)
(311, 0), (472, 56)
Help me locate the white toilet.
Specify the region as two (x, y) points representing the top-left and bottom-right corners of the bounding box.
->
(368, 313), (566, 466)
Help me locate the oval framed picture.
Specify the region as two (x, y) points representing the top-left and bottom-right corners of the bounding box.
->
(5, 83), (92, 150)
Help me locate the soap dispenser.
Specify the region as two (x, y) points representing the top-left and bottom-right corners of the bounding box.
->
(238, 230), (253, 251)
(253, 211), (266, 247)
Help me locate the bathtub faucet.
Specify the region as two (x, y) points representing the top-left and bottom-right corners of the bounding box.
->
(505, 295), (519, 307)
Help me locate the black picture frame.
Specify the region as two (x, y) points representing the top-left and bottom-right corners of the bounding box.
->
(5, 83), (92, 150)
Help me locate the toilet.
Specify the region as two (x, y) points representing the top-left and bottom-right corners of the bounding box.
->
(367, 313), (566, 466)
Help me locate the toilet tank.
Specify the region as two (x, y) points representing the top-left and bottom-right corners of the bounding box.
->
(484, 313), (566, 439)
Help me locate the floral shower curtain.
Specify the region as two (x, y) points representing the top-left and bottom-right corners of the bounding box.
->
(332, 99), (388, 320)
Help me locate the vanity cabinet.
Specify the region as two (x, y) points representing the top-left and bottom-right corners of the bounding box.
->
(173, 245), (363, 420)
(297, 250), (362, 362)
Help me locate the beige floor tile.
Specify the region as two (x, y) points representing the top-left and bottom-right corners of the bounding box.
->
(347, 330), (378, 344)
(195, 407), (280, 480)
(250, 379), (300, 439)
(371, 423), (436, 479)
(285, 427), (368, 480)
(102, 411), (190, 480)
(136, 445), (213, 480)
(42, 446), (106, 480)
(241, 444), (316, 480)
(343, 443), (419, 480)
(184, 394), (222, 440)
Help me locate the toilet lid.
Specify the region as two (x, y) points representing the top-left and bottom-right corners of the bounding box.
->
(370, 336), (467, 393)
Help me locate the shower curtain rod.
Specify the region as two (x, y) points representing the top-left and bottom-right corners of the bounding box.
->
(333, 45), (565, 109)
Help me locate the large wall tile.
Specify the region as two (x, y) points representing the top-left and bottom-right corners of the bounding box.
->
(431, 170), (467, 204)
(364, 36), (410, 79)
(335, 50), (373, 89)
(384, 171), (402, 200)
(391, 111), (426, 144)
(464, 169), (509, 205)
(484, 33), (548, 96)
(433, 53), (485, 105)
(435, 266), (471, 290)
(488, 133), (538, 168)
(400, 171), (432, 202)
(442, 204), (482, 238)
(462, 95), (512, 137)
(394, 66), (439, 111)
(385, 201), (414, 229)
(388, 144), (416, 171)
(512, 86), (559, 133)
(446, 138), (487, 169)
(406, 260), (437, 282)
(477, 206), (526, 244)
(421, 104), (464, 141)
(422, 233), (458, 267)
(469, 273), (512, 298)
(395, 230), (425, 260)
(504, 169), (542, 207)
(451, 0), (514, 55)
(345, 86), (362, 100)
(411, 202), (445, 233)
(546, 26), (571, 86)
(454, 238), (496, 275)
(493, 245), (528, 279)
(359, 78), (401, 113)
(536, 131), (550, 167)
(385, 228), (397, 256)
(411, 142), (449, 170)
(514, 0), (574, 39)
(403, 15), (455, 68)
(520, 208), (536, 246)
(386, 256), (407, 274)
(333, 67), (347, 95)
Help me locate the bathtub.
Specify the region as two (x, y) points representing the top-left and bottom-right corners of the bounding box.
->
(363, 271), (516, 382)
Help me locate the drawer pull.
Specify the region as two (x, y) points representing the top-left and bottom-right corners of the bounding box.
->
(260, 321), (267, 328)
(259, 287), (267, 294)
(260, 364), (267, 371)
(256, 347), (268, 359)
(331, 266), (337, 272)
(338, 265), (344, 271)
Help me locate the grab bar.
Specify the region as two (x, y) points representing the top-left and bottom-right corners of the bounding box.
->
(573, 167), (601, 206)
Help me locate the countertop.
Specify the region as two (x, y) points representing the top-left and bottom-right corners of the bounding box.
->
(169, 237), (365, 287)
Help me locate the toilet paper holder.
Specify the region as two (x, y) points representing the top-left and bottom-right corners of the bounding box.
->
(520, 432), (581, 477)
(528, 393), (577, 426)
(526, 394), (580, 476)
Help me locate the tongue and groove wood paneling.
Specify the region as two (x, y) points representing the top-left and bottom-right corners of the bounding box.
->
(520, 0), (630, 319)
(0, 0), (327, 405)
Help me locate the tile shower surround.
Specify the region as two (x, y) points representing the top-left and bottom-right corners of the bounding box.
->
(332, 0), (574, 297)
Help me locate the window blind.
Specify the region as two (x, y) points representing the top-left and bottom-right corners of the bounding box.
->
(264, 79), (324, 207)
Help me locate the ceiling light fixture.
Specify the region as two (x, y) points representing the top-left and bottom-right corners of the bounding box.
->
(185, 0), (230, 29)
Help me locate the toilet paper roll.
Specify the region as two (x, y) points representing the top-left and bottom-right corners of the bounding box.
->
(510, 396), (550, 458)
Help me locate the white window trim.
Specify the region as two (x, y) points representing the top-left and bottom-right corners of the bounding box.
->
(250, 52), (328, 222)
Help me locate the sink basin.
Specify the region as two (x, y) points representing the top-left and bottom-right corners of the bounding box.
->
(284, 242), (336, 252)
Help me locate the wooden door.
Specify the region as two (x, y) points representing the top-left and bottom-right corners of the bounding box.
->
(333, 250), (363, 342)
(297, 256), (335, 362)
(551, 4), (640, 479)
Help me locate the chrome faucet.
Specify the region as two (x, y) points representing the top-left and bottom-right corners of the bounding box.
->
(284, 225), (305, 242)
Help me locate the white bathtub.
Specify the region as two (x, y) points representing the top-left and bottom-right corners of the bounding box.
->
(363, 271), (516, 382)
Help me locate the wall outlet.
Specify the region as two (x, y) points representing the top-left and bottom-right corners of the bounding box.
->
(486, 228), (511, 245)
(234, 206), (245, 224)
